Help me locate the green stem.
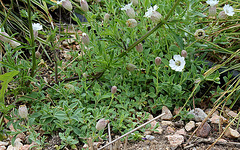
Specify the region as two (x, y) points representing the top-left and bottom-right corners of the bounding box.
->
(117, 0), (182, 59)
(108, 94), (114, 109)
(177, 26), (233, 54)
(27, 0), (36, 78)
(155, 66), (159, 95)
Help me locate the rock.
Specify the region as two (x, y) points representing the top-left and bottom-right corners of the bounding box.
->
(195, 122), (202, 127)
(144, 130), (153, 135)
(173, 107), (182, 115)
(224, 127), (240, 138)
(147, 113), (154, 121)
(205, 109), (219, 117)
(166, 126), (175, 134)
(7, 138), (23, 150)
(161, 121), (174, 127)
(174, 120), (184, 128)
(62, 41), (69, 47)
(176, 128), (186, 136)
(210, 114), (228, 124)
(185, 121), (195, 132)
(166, 134), (184, 147)
(227, 111), (238, 118)
(153, 126), (163, 134)
(83, 143), (88, 149)
(145, 135), (155, 140)
(161, 106), (173, 120)
(150, 120), (158, 129)
(188, 108), (207, 121)
(196, 122), (211, 138)
(0, 142), (8, 146)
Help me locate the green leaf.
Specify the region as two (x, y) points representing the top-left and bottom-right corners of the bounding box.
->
(54, 111), (68, 121)
(148, 92), (156, 98)
(0, 71), (19, 103)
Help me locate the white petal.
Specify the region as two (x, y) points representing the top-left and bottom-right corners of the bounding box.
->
(206, 0), (218, 7)
(121, 3), (132, 11)
(173, 55), (181, 61)
(153, 5), (159, 11)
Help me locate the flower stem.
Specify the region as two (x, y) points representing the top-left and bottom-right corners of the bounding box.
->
(108, 94), (114, 109)
(117, 0), (182, 59)
(27, 0), (36, 78)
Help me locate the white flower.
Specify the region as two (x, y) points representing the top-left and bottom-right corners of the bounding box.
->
(144, 5), (158, 18)
(57, 0), (64, 4)
(169, 55), (185, 72)
(206, 0), (218, 7)
(32, 23), (43, 31)
(223, 4), (234, 16)
(121, 3), (132, 11)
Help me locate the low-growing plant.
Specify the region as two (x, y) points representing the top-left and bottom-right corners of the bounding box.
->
(0, 0), (239, 149)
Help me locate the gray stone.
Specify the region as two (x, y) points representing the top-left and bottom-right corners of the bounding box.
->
(188, 108), (207, 121)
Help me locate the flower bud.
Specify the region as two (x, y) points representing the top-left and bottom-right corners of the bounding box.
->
(82, 33), (90, 45)
(80, 0), (89, 12)
(104, 13), (110, 22)
(18, 105), (28, 119)
(126, 63), (137, 72)
(209, 5), (217, 16)
(111, 86), (117, 94)
(35, 51), (41, 59)
(150, 11), (162, 23)
(62, 0), (72, 11)
(96, 118), (109, 130)
(126, 19), (137, 28)
(136, 43), (143, 52)
(126, 7), (135, 18)
(181, 50), (187, 58)
(155, 57), (161, 66)
(131, 0), (138, 6)
(218, 11), (227, 20)
(194, 29), (205, 39)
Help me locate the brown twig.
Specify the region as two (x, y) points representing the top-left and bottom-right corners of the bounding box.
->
(108, 123), (112, 150)
(98, 113), (165, 150)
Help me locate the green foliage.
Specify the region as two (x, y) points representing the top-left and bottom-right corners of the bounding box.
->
(0, 0), (239, 148)
(0, 70), (19, 103)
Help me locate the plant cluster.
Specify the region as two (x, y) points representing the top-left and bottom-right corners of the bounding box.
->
(0, 0), (239, 149)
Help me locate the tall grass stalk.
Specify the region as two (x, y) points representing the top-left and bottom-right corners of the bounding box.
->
(27, 0), (36, 79)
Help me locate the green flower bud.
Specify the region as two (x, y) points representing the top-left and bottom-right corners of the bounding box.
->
(126, 63), (137, 72)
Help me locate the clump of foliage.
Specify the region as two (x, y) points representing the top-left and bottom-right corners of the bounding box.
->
(0, 0), (239, 149)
